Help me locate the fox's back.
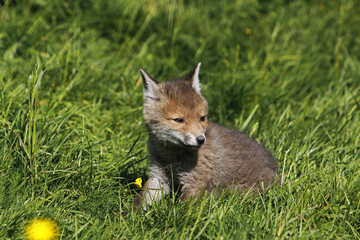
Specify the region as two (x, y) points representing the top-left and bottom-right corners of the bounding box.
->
(198, 123), (277, 191)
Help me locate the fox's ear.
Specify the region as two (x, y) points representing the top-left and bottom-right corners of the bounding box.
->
(184, 62), (202, 94)
(140, 69), (160, 100)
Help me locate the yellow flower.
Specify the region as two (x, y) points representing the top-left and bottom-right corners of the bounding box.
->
(245, 28), (252, 35)
(25, 218), (59, 240)
(135, 177), (142, 188)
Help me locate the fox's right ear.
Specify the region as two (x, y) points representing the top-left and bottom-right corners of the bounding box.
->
(140, 69), (160, 101)
(184, 62), (202, 94)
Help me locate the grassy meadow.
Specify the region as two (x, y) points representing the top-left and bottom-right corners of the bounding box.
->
(1, 0), (360, 239)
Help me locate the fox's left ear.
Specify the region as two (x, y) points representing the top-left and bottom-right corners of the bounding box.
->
(140, 69), (160, 101)
(184, 62), (202, 94)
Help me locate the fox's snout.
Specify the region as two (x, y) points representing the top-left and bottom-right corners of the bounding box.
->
(196, 135), (206, 145)
(184, 133), (206, 147)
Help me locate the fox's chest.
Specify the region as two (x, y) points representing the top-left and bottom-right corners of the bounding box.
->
(149, 141), (214, 191)
(163, 153), (213, 195)
(153, 151), (198, 188)
(150, 145), (197, 167)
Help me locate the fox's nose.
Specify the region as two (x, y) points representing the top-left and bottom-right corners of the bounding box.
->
(196, 135), (206, 145)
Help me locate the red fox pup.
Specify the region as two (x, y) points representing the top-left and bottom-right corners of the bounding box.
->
(132, 63), (277, 210)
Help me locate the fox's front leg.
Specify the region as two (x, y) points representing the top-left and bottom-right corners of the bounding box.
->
(132, 165), (170, 211)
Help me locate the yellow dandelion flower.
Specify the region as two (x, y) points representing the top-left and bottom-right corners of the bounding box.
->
(135, 177), (142, 188)
(25, 218), (59, 240)
(245, 28), (252, 35)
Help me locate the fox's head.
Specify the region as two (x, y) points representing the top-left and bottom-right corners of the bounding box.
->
(140, 63), (208, 148)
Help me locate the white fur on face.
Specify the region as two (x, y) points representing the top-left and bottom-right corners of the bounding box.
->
(150, 122), (186, 145)
(150, 122), (206, 147)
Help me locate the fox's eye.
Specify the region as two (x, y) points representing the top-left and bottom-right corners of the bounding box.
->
(173, 118), (184, 123)
(200, 115), (206, 122)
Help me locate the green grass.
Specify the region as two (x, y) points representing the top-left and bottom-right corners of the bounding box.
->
(1, 0), (360, 239)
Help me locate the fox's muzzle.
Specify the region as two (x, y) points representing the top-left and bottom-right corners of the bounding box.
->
(196, 135), (206, 145)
